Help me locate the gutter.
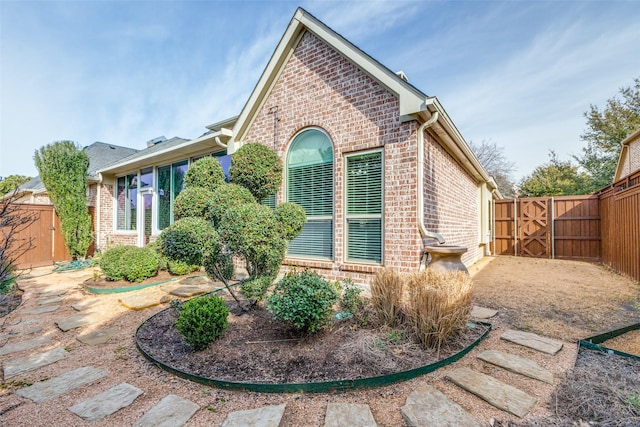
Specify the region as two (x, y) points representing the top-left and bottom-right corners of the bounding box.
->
(417, 110), (445, 244)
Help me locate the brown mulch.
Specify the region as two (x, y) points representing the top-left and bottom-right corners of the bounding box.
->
(137, 295), (487, 384)
(0, 290), (22, 318)
(83, 270), (199, 290)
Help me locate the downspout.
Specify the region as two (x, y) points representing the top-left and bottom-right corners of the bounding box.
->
(214, 136), (227, 149)
(95, 173), (102, 251)
(417, 110), (445, 244)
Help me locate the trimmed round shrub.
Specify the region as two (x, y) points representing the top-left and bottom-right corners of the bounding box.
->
(267, 270), (339, 333)
(229, 143), (282, 202)
(219, 203), (286, 278)
(274, 202), (306, 241)
(203, 251), (235, 284)
(167, 260), (200, 276)
(183, 156), (226, 191)
(159, 217), (219, 266)
(174, 186), (215, 221)
(240, 275), (273, 302)
(99, 245), (161, 282)
(175, 295), (229, 351)
(210, 183), (256, 225)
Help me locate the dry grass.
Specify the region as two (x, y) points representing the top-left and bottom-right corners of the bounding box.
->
(405, 269), (473, 351)
(370, 268), (404, 326)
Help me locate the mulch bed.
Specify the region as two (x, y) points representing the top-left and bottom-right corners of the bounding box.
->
(84, 270), (197, 290)
(136, 292), (487, 384)
(0, 290), (22, 318)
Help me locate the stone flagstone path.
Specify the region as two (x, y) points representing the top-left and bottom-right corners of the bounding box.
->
(133, 394), (200, 427)
(0, 336), (52, 356)
(68, 383), (143, 421)
(401, 386), (481, 426)
(501, 329), (564, 355)
(16, 366), (108, 403)
(3, 347), (68, 379)
(324, 403), (377, 427)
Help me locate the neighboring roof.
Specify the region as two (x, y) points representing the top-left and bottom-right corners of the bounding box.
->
(613, 127), (640, 182)
(231, 7), (497, 192)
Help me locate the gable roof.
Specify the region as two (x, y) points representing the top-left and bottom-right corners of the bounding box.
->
(613, 127), (640, 182)
(231, 8), (497, 191)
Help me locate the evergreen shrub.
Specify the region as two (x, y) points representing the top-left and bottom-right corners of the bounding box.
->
(274, 202), (306, 240)
(183, 156), (226, 191)
(159, 217), (219, 266)
(99, 245), (161, 282)
(173, 186), (216, 221)
(229, 143), (282, 201)
(175, 295), (229, 350)
(209, 183), (256, 225)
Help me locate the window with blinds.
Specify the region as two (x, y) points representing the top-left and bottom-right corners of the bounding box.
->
(286, 129), (334, 259)
(345, 151), (383, 263)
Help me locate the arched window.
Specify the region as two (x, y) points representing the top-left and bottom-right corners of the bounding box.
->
(286, 129), (334, 259)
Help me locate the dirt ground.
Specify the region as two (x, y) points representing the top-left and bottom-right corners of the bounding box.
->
(1, 257), (638, 426)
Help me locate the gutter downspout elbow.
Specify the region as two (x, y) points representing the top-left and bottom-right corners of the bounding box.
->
(214, 136), (227, 149)
(417, 110), (445, 245)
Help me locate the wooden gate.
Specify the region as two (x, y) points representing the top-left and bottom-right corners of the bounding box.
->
(519, 198), (550, 257)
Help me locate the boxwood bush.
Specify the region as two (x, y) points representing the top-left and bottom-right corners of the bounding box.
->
(274, 202), (306, 241)
(173, 186), (215, 222)
(229, 143), (282, 202)
(175, 295), (229, 351)
(240, 275), (273, 302)
(159, 217), (219, 266)
(210, 183), (256, 225)
(99, 245), (161, 282)
(183, 156), (226, 191)
(267, 270), (339, 333)
(167, 259), (200, 276)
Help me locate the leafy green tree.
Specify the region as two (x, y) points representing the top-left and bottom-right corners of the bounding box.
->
(468, 140), (516, 197)
(34, 141), (93, 259)
(518, 151), (591, 197)
(576, 77), (640, 190)
(0, 175), (31, 196)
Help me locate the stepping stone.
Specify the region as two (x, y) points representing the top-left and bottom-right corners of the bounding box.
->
(168, 285), (209, 298)
(477, 350), (554, 384)
(16, 366), (108, 403)
(401, 386), (481, 427)
(72, 299), (100, 311)
(178, 276), (210, 286)
(0, 336), (52, 356)
(23, 305), (60, 315)
(3, 348), (68, 379)
(39, 289), (68, 297)
(3, 325), (42, 338)
(38, 296), (64, 305)
(119, 292), (170, 311)
(56, 312), (101, 332)
(77, 328), (118, 345)
(133, 394), (200, 427)
(446, 368), (536, 418)
(325, 403), (377, 427)
(501, 329), (563, 355)
(68, 383), (143, 422)
(222, 404), (286, 427)
(470, 306), (498, 319)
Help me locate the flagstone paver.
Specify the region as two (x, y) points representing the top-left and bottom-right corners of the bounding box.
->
(2, 325), (42, 339)
(133, 394), (200, 427)
(68, 383), (143, 422)
(77, 328), (118, 345)
(324, 403), (377, 427)
(221, 404), (286, 427)
(501, 329), (564, 355)
(38, 289), (68, 298)
(16, 366), (108, 403)
(0, 336), (52, 356)
(167, 285), (210, 298)
(470, 306), (498, 319)
(119, 292), (170, 311)
(56, 312), (102, 332)
(23, 305), (60, 315)
(446, 368), (536, 418)
(401, 386), (481, 427)
(3, 348), (68, 379)
(37, 296), (64, 305)
(72, 299), (101, 311)
(477, 350), (554, 384)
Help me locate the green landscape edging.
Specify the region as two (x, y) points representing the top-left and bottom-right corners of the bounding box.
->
(135, 300), (491, 393)
(578, 322), (640, 362)
(85, 273), (207, 294)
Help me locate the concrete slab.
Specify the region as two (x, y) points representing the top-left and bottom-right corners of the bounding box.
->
(56, 312), (101, 332)
(37, 296), (64, 305)
(501, 329), (564, 355)
(77, 328), (118, 346)
(133, 394), (200, 427)
(0, 336), (52, 356)
(68, 383), (143, 422)
(325, 403), (377, 427)
(72, 299), (101, 311)
(16, 366), (108, 403)
(119, 292), (170, 311)
(221, 404), (286, 427)
(401, 386), (481, 427)
(478, 350), (554, 384)
(446, 368), (536, 418)
(23, 305), (60, 315)
(3, 348), (68, 379)
(38, 289), (68, 297)
(470, 306), (498, 319)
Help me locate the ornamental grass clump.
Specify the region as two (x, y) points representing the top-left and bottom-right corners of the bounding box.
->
(370, 269), (405, 327)
(175, 295), (229, 351)
(405, 269), (473, 351)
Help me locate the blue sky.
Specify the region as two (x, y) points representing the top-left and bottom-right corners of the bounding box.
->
(1, 0), (639, 182)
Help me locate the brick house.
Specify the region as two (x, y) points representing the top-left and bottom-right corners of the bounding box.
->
(613, 127), (640, 182)
(96, 8), (500, 282)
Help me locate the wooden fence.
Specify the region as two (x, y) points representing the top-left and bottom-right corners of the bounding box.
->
(493, 169), (640, 282)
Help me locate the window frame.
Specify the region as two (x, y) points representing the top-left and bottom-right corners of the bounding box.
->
(114, 172), (139, 233)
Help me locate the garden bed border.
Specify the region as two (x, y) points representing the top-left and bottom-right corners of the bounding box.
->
(578, 322), (640, 361)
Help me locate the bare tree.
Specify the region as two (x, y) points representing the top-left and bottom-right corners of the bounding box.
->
(469, 139), (517, 197)
(0, 190), (38, 300)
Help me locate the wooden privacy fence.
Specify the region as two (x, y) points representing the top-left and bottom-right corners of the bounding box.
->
(493, 169), (640, 282)
(7, 204), (95, 269)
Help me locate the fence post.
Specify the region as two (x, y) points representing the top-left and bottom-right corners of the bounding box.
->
(550, 197), (555, 259)
(513, 198), (518, 256)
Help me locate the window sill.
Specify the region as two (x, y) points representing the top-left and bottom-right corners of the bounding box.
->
(340, 263), (383, 274)
(283, 258), (334, 270)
